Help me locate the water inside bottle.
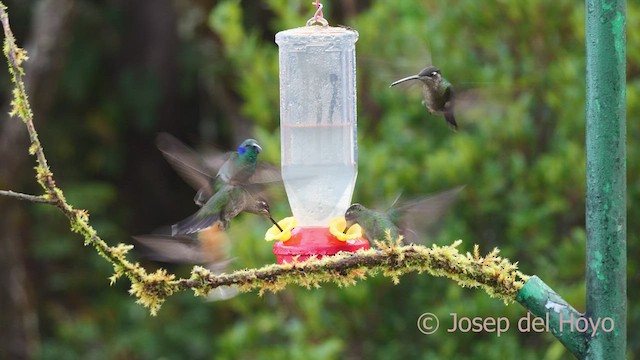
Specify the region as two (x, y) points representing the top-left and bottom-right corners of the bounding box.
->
(282, 122), (357, 226)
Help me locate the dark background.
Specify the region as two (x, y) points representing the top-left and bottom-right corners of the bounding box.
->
(0, 0), (638, 359)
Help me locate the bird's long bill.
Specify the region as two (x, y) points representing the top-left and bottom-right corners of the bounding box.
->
(269, 215), (284, 232)
(344, 218), (356, 233)
(390, 74), (420, 87)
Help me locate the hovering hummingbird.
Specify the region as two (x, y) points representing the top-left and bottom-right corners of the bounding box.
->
(390, 66), (457, 130)
(156, 133), (280, 207)
(344, 186), (465, 245)
(171, 184), (282, 236)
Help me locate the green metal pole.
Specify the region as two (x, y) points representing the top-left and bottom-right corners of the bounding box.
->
(585, 0), (626, 359)
(516, 276), (588, 358)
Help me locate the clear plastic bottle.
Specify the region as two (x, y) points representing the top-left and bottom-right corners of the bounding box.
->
(276, 26), (359, 226)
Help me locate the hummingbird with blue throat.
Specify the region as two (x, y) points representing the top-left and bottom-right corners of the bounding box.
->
(156, 133), (280, 207)
(391, 66), (457, 130)
(344, 186), (464, 245)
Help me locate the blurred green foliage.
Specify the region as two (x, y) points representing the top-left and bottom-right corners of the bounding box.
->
(2, 0), (638, 359)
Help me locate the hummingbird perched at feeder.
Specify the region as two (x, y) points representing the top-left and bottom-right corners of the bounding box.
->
(344, 186), (465, 245)
(390, 66), (457, 130)
(156, 133), (281, 207)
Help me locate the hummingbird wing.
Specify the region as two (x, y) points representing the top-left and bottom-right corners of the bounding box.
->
(158, 133), (280, 203)
(156, 133), (223, 195)
(134, 226), (231, 265)
(442, 85), (516, 127)
(246, 163), (282, 185)
(388, 185), (465, 244)
(134, 234), (218, 263)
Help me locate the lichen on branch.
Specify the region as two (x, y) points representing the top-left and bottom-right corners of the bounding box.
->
(173, 236), (529, 308)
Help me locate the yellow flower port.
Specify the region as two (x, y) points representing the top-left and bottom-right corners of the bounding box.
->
(265, 217), (297, 242)
(328, 216), (363, 241)
(265, 216), (363, 243)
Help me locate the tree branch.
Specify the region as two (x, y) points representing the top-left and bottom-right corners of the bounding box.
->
(0, 190), (56, 203)
(177, 240), (529, 300)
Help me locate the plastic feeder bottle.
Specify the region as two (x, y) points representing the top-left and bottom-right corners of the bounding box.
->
(273, 25), (369, 263)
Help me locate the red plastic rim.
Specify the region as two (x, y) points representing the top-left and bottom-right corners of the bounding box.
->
(272, 226), (369, 264)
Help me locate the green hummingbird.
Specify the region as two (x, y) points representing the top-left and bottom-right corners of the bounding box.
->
(344, 186), (464, 245)
(391, 66), (457, 130)
(156, 133), (280, 206)
(171, 184), (282, 236)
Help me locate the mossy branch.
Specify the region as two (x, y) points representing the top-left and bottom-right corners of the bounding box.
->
(179, 238), (529, 300)
(0, 3), (530, 316)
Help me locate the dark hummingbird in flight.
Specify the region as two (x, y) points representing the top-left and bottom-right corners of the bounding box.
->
(391, 66), (457, 130)
(344, 186), (464, 245)
(156, 133), (280, 207)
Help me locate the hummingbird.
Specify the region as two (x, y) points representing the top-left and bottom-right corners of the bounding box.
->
(390, 66), (457, 130)
(344, 186), (464, 245)
(170, 184), (282, 236)
(156, 133), (280, 207)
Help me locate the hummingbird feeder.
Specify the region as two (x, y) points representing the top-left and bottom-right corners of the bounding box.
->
(266, 3), (369, 263)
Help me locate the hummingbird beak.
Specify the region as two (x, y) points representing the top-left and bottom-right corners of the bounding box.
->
(268, 215), (284, 232)
(344, 218), (356, 233)
(390, 74), (420, 87)
(254, 144), (263, 153)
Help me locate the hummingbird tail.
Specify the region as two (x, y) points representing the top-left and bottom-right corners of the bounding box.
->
(444, 111), (458, 131)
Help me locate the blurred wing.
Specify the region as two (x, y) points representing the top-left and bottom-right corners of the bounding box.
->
(450, 86), (516, 125)
(206, 285), (240, 302)
(134, 228), (238, 302)
(134, 222), (232, 265)
(204, 257), (240, 301)
(247, 163), (282, 185)
(156, 133), (223, 194)
(133, 234), (210, 264)
(390, 185), (465, 244)
(201, 150), (232, 174)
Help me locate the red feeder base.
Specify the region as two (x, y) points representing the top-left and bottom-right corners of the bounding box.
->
(272, 226), (370, 264)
